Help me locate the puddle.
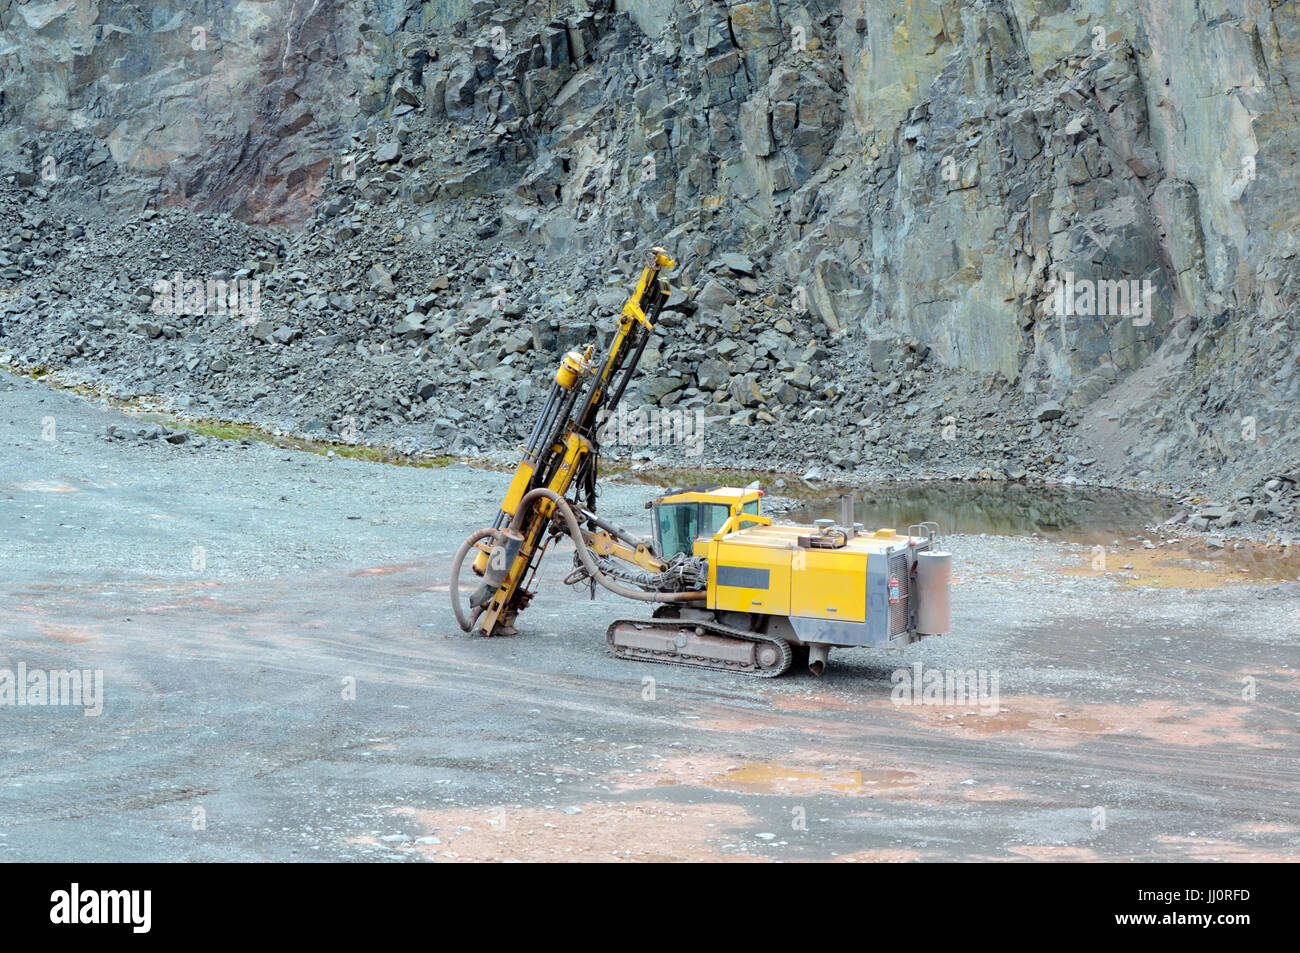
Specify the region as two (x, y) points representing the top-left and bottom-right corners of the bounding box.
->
(718, 761), (919, 794)
(785, 482), (1300, 584)
(784, 482), (1175, 539)
(610, 474), (1300, 584)
(1061, 544), (1300, 587)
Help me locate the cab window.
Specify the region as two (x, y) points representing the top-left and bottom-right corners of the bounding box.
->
(701, 503), (732, 538)
(742, 499), (760, 515)
(656, 503), (698, 557)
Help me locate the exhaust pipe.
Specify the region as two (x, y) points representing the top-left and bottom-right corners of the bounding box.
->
(915, 550), (952, 635)
(808, 644), (830, 677)
(840, 493), (855, 534)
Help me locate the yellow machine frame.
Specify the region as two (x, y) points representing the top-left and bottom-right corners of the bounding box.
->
(470, 249), (677, 636)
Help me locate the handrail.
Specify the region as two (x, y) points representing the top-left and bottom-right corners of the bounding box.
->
(714, 511), (772, 539)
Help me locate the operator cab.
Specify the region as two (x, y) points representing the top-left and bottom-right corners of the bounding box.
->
(647, 485), (763, 558)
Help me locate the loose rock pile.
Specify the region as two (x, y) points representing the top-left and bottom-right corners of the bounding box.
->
(1, 1), (1296, 539)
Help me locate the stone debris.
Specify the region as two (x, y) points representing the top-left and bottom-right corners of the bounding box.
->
(0, 1), (1295, 535)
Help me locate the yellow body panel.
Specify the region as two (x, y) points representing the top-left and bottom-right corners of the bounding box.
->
(500, 462), (535, 517)
(789, 548), (867, 622)
(708, 540), (791, 616)
(706, 523), (909, 623)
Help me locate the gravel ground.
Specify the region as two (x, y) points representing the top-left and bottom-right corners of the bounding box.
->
(2, 368), (1299, 862)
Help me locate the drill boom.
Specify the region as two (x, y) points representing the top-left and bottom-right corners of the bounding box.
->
(464, 248), (676, 636)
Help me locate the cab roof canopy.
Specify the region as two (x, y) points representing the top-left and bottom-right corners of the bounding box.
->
(647, 485), (762, 508)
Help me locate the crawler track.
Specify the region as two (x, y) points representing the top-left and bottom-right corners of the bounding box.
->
(606, 616), (793, 677)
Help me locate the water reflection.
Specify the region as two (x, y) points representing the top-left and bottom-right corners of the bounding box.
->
(783, 482), (1177, 539)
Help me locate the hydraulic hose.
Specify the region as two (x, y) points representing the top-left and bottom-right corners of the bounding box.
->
(576, 506), (649, 549)
(510, 488), (705, 604)
(450, 527), (498, 632)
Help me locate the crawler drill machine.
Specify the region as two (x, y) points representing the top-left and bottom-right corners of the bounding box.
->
(450, 248), (952, 677)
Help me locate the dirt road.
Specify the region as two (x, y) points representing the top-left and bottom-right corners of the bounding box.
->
(3, 368), (1298, 861)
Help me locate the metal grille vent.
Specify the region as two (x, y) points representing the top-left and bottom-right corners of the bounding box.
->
(888, 550), (910, 635)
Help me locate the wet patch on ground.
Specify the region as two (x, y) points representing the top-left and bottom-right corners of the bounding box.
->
(3, 369), (1299, 861)
(1059, 540), (1300, 588)
(386, 802), (764, 863)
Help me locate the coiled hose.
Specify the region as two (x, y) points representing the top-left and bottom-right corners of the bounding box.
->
(449, 527), (497, 633)
(450, 488), (706, 633)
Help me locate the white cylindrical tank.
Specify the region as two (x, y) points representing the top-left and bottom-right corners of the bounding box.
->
(915, 551), (951, 635)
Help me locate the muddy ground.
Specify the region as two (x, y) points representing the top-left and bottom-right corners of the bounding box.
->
(2, 367), (1299, 862)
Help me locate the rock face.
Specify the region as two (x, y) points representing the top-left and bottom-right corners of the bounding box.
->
(0, 0), (1297, 522)
(0, 0), (370, 224)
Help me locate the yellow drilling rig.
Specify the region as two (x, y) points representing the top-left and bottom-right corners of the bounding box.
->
(450, 248), (951, 677)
